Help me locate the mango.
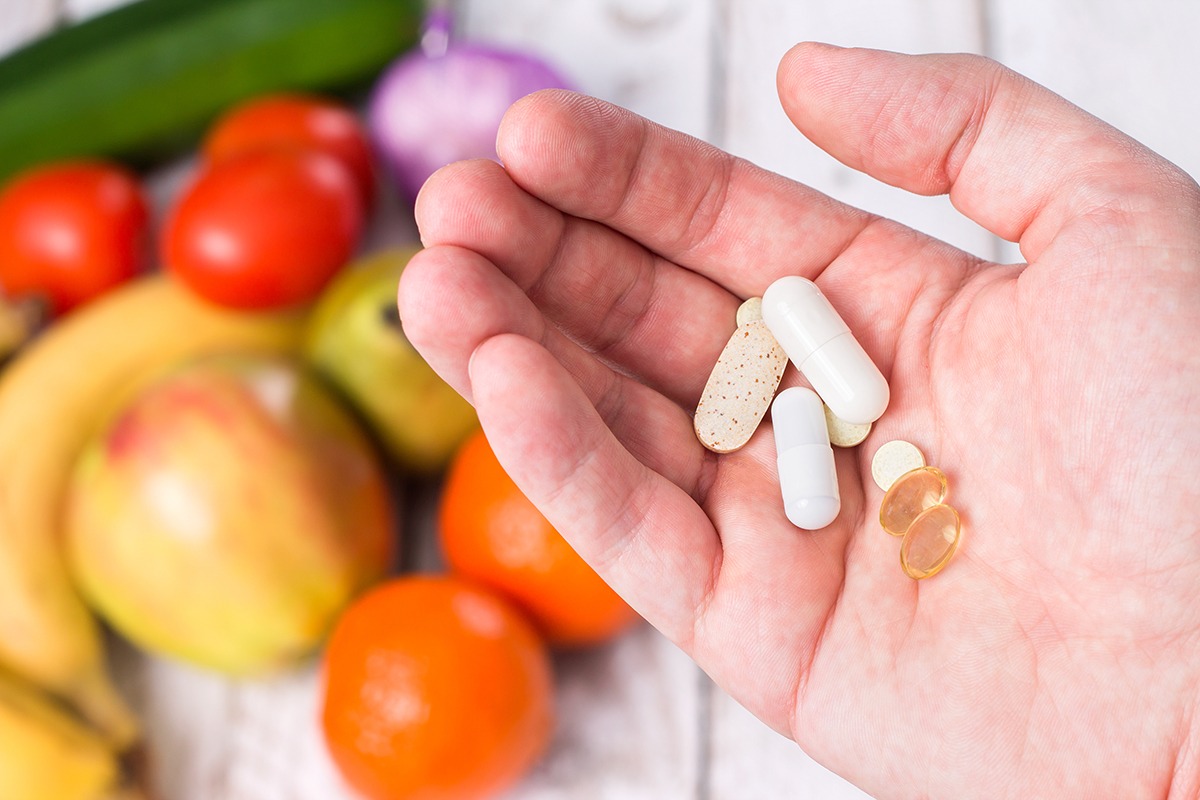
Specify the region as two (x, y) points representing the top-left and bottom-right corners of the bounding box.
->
(65, 354), (395, 675)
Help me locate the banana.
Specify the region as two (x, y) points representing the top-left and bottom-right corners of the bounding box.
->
(0, 667), (126, 800)
(0, 274), (306, 746)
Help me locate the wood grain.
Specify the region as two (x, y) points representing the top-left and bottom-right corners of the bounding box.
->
(2, 0), (1197, 797)
(987, 0), (1200, 263)
(0, 0), (58, 56)
(718, 0), (995, 261)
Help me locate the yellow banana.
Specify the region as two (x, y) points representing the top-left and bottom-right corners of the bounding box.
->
(0, 667), (125, 800)
(0, 274), (306, 746)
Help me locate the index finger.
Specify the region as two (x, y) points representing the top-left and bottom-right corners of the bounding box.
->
(496, 90), (877, 297)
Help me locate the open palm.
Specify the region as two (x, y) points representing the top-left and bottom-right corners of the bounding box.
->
(399, 45), (1200, 799)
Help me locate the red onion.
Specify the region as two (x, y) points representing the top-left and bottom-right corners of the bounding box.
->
(368, 9), (573, 203)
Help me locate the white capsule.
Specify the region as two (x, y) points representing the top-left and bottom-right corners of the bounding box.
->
(773, 386), (840, 530)
(762, 277), (889, 425)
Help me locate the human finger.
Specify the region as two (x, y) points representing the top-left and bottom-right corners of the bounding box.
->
(776, 43), (1200, 263)
(493, 89), (888, 298)
(415, 158), (738, 407)
(398, 245), (714, 496)
(467, 332), (722, 645)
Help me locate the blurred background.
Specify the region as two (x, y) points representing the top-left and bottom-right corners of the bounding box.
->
(1, 0), (1197, 799)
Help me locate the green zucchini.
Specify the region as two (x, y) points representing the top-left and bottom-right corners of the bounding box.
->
(0, 0), (422, 180)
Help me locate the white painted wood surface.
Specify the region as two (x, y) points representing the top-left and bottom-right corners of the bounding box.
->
(2, 1), (1198, 798)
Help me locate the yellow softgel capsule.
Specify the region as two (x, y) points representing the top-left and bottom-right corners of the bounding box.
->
(900, 504), (962, 579)
(879, 466), (947, 536)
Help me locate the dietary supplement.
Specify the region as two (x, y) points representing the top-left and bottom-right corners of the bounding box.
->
(900, 504), (962, 579)
(761, 276), (889, 425)
(824, 404), (872, 448)
(736, 296), (763, 327)
(772, 386), (840, 530)
(693, 300), (787, 453)
(879, 466), (947, 536)
(870, 439), (927, 491)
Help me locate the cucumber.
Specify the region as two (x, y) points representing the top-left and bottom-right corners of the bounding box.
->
(0, 0), (422, 180)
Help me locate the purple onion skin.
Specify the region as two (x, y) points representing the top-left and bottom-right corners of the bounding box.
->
(369, 43), (573, 204)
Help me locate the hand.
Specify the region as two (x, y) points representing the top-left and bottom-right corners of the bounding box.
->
(399, 43), (1200, 799)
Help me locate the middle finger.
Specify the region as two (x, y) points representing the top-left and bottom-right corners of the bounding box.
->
(417, 158), (738, 409)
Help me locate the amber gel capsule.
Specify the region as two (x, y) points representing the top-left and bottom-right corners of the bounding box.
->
(879, 466), (948, 536)
(762, 277), (889, 425)
(901, 504), (962, 579)
(772, 386), (840, 530)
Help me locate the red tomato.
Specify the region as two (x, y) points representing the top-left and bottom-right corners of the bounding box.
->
(163, 150), (363, 310)
(204, 95), (375, 209)
(0, 161), (148, 315)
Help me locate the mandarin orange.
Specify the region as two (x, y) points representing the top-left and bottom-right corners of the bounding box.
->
(439, 430), (639, 648)
(321, 576), (554, 800)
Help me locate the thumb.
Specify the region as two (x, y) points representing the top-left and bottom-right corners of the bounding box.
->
(776, 43), (1200, 265)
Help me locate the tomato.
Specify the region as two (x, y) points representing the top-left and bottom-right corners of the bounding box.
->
(0, 161), (148, 315)
(204, 95), (375, 209)
(163, 150), (363, 310)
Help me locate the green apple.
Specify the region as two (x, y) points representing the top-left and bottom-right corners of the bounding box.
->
(303, 248), (478, 473)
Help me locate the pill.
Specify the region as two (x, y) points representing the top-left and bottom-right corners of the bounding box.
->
(824, 404), (872, 448)
(879, 466), (947, 536)
(761, 277), (889, 425)
(772, 386), (840, 530)
(871, 439), (926, 491)
(900, 504), (962, 579)
(694, 320), (787, 453)
(736, 297), (763, 326)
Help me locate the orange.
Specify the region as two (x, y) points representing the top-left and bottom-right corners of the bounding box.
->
(439, 430), (639, 648)
(321, 576), (554, 800)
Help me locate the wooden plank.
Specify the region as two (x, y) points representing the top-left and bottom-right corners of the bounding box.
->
(510, 628), (702, 799)
(987, 0), (1200, 263)
(117, 627), (701, 800)
(459, 0), (717, 140)
(0, 0), (59, 56)
(62, 0), (127, 22)
(988, 0), (1200, 181)
(719, 0), (994, 262)
(706, 682), (873, 800)
(455, 2), (714, 797)
(712, 3), (987, 796)
(105, 2), (712, 796)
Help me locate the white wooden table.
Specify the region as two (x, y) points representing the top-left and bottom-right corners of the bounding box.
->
(3, 1), (1198, 797)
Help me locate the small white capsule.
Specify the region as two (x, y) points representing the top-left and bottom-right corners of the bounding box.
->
(773, 386), (840, 530)
(762, 277), (889, 425)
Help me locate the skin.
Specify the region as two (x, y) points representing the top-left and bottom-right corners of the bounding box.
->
(398, 44), (1200, 799)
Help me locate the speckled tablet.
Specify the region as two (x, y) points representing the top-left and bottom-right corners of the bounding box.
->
(694, 319), (787, 453)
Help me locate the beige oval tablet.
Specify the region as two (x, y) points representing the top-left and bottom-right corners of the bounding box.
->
(871, 439), (926, 491)
(694, 320), (787, 453)
(824, 404), (871, 448)
(736, 297), (763, 326)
